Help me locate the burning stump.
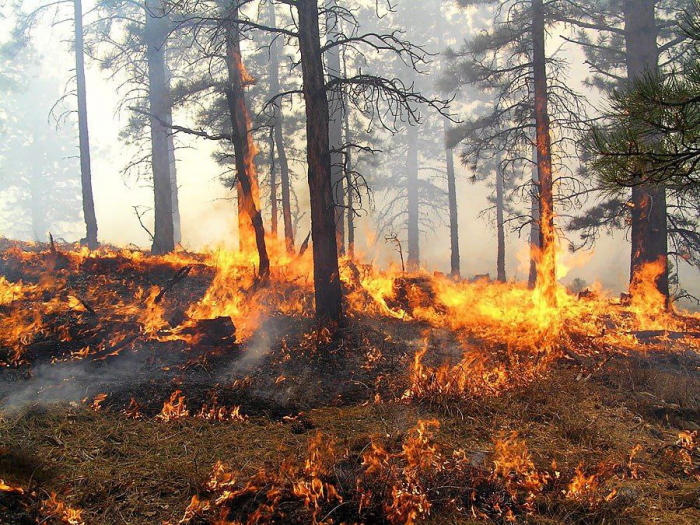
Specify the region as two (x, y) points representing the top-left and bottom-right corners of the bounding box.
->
(577, 289), (598, 300)
(620, 292), (633, 306)
(177, 316), (237, 346)
(387, 276), (440, 315)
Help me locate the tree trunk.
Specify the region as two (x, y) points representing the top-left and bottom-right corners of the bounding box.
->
(406, 123), (420, 270)
(269, 130), (278, 237)
(532, 0), (557, 303)
(74, 0), (98, 250)
(445, 120), (460, 277)
(296, 0), (343, 323)
(224, 2), (270, 279)
(164, 61), (181, 245)
(268, 2), (295, 253)
(343, 60), (355, 260)
(275, 117), (294, 253)
(496, 156), (506, 282)
(528, 145), (540, 288)
(145, 0), (175, 254)
(325, 0), (345, 255)
(436, 1), (459, 277)
(623, 0), (669, 305)
(167, 131), (181, 245)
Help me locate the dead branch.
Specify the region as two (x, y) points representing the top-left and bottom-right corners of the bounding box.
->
(155, 266), (193, 304)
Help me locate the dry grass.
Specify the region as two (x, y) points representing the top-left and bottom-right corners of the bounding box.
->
(1, 364), (698, 524)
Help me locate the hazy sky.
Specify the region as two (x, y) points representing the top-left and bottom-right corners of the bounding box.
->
(1, 0), (698, 301)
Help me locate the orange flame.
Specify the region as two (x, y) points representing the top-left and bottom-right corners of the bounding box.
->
(157, 390), (190, 422)
(41, 492), (85, 525)
(0, 479), (24, 494)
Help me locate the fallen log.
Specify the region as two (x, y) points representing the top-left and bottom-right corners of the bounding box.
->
(631, 330), (700, 341)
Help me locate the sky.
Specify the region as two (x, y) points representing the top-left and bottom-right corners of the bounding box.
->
(1, 0), (698, 302)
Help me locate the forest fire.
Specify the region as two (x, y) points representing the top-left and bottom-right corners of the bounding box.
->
(1, 0), (699, 522)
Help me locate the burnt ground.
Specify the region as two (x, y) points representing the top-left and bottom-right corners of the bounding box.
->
(0, 244), (699, 524)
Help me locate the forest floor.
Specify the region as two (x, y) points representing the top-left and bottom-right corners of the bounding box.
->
(0, 241), (698, 524)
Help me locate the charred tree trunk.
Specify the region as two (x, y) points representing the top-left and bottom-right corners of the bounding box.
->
(325, 1), (345, 256)
(224, 2), (269, 279)
(296, 0), (343, 323)
(496, 156), (506, 283)
(74, 0), (98, 250)
(145, 0), (175, 254)
(223, 3), (260, 254)
(532, 0), (557, 302)
(623, 0), (669, 306)
(268, 2), (294, 253)
(528, 145), (540, 288)
(445, 120), (460, 277)
(406, 123), (420, 270)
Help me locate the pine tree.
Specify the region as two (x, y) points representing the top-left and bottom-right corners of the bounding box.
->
(88, 0), (182, 253)
(563, 0), (695, 302)
(13, 0), (100, 247)
(368, 0), (455, 272)
(445, 0), (588, 297)
(587, 1), (700, 270)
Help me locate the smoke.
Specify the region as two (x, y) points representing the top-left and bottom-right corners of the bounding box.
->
(0, 350), (150, 411)
(218, 317), (273, 378)
(0, 316), (288, 414)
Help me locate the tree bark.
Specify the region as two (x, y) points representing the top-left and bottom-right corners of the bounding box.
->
(268, 2), (295, 253)
(296, 0), (343, 323)
(436, 1), (459, 277)
(224, 1), (270, 279)
(528, 145), (540, 288)
(623, 0), (669, 305)
(145, 0), (175, 254)
(343, 60), (355, 260)
(445, 120), (460, 277)
(406, 123), (420, 270)
(532, 0), (557, 303)
(164, 61), (181, 245)
(495, 155), (506, 282)
(167, 130), (181, 244)
(74, 0), (98, 249)
(325, 0), (345, 255)
(269, 130), (278, 237)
